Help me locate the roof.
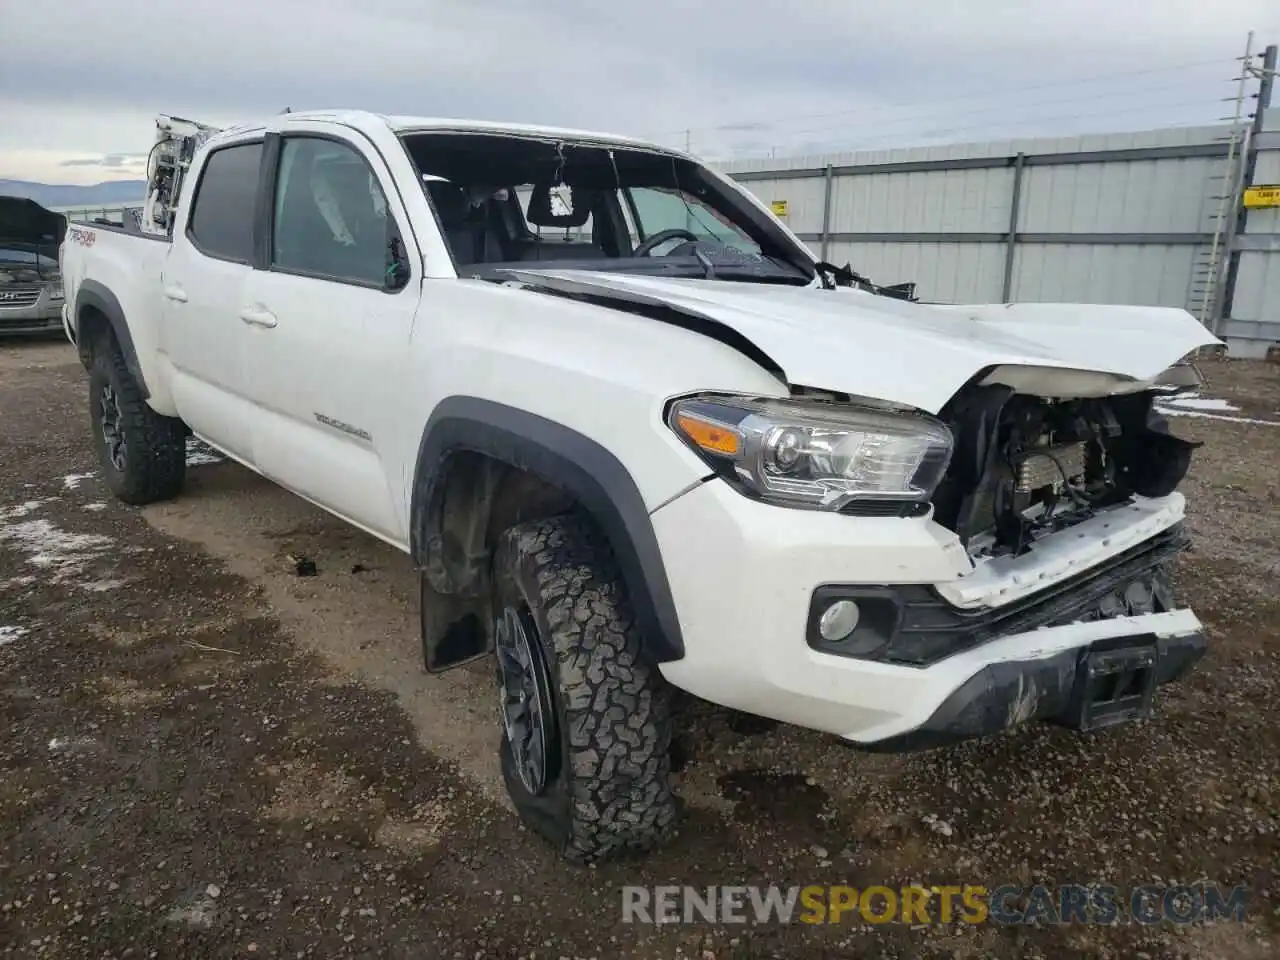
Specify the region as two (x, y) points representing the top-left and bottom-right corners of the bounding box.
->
(262, 110), (679, 155)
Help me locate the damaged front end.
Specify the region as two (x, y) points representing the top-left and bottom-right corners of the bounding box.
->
(930, 377), (1199, 558)
(0, 196), (67, 332)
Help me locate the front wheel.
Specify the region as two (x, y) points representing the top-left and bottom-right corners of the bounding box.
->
(88, 342), (186, 505)
(492, 514), (678, 862)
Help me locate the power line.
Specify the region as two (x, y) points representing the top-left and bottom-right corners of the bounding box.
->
(641, 55), (1235, 142)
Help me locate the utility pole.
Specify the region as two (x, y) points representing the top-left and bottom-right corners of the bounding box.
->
(1199, 30), (1256, 335)
(1255, 44), (1277, 130)
(1218, 39), (1277, 334)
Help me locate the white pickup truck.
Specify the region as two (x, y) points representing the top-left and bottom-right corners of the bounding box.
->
(60, 109), (1220, 862)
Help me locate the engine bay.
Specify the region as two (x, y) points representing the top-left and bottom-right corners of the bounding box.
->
(931, 384), (1198, 557)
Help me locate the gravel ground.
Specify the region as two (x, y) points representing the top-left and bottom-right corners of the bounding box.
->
(1, 340), (1277, 959)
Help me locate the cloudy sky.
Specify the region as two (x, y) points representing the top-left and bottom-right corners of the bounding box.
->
(1, 0), (1274, 185)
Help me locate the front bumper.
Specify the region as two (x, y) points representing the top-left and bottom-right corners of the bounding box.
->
(650, 479), (1203, 746)
(0, 288), (64, 335)
(862, 627), (1206, 751)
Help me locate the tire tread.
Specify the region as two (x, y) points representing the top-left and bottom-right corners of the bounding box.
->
(496, 514), (677, 862)
(89, 342), (185, 505)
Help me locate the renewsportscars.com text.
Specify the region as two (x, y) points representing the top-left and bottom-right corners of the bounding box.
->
(621, 883), (1250, 926)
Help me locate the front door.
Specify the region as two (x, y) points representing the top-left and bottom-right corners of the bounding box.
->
(241, 130), (420, 545)
(160, 137), (263, 464)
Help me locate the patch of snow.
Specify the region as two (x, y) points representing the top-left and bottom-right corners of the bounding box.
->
(81, 578), (128, 593)
(62, 472), (97, 491)
(83, 502), (107, 512)
(0, 516), (114, 585)
(167, 897), (217, 929)
(0, 500), (54, 521)
(0, 625), (29, 646)
(1153, 408), (1280, 426)
(1157, 393), (1240, 413)
(47, 736), (96, 753)
(186, 438), (225, 466)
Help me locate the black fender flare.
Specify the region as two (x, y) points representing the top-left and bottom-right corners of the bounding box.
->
(411, 396), (685, 663)
(74, 279), (149, 398)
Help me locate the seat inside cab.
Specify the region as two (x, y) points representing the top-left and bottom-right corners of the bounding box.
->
(425, 178), (617, 267)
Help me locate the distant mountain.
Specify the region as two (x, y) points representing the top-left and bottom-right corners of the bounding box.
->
(0, 179), (147, 209)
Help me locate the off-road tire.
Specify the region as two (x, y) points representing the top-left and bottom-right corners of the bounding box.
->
(492, 514), (677, 862)
(88, 340), (186, 505)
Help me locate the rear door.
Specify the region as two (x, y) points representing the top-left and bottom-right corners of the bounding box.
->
(240, 125), (420, 545)
(160, 136), (263, 463)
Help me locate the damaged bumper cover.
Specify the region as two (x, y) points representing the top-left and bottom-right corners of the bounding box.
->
(652, 480), (1204, 747)
(861, 625), (1206, 752)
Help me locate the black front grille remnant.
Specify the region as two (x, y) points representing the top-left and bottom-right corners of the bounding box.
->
(808, 524), (1190, 667)
(883, 524), (1189, 665)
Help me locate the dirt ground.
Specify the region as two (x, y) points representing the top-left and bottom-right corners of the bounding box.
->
(1, 340), (1277, 959)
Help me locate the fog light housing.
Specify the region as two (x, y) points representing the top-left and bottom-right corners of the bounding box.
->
(807, 588), (902, 660)
(818, 600), (860, 642)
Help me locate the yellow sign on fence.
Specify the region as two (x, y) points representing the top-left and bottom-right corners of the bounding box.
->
(1243, 185), (1280, 209)
(770, 200), (789, 218)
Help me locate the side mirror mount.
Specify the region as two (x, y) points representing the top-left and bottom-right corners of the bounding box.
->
(385, 234), (411, 291)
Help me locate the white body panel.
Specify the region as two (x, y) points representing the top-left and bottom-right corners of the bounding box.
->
(651, 480), (1198, 740)
(60, 229), (178, 414)
(58, 109), (1212, 746)
(504, 270), (1220, 414)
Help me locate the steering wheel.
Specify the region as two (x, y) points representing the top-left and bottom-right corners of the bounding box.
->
(632, 228), (699, 257)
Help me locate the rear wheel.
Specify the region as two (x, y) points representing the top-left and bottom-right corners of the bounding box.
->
(88, 341), (186, 505)
(492, 514), (677, 862)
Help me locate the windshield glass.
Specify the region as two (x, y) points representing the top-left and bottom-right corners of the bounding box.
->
(0, 246), (58, 277)
(400, 132), (811, 283)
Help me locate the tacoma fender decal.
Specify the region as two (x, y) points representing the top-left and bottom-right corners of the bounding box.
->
(411, 397), (685, 662)
(74, 280), (149, 399)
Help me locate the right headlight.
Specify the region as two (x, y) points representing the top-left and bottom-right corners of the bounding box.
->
(668, 394), (953, 512)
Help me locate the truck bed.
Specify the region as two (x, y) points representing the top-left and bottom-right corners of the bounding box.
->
(60, 222), (171, 402)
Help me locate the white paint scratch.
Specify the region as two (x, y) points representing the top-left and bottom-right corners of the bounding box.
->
(62, 472), (97, 491)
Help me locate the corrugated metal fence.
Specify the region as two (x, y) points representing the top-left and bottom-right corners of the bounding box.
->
(716, 124), (1243, 316)
(1228, 112), (1280, 357)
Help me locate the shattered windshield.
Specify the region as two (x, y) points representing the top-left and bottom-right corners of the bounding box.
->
(399, 131), (812, 283)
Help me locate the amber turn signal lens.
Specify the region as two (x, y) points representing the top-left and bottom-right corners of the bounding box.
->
(675, 412), (741, 457)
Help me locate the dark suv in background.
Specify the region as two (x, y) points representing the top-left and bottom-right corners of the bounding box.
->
(0, 197), (67, 335)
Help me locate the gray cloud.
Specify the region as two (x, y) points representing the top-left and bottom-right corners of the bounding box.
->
(0, 0), (1271, 182)
(59, 154), (147, 168)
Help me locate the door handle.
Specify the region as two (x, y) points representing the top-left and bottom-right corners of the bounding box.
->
(163, 285), (188, 303)
(239, 307), (278, 329)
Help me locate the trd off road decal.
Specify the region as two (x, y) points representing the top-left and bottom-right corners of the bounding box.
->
(314, 412), (373, 443)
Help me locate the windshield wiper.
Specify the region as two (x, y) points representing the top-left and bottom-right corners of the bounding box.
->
(813, 260), (918, 301)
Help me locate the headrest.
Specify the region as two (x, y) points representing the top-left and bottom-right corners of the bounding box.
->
(311, 160), (374, 213)
(426, 180), (470, 226)
(526, 184), (593, 228)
